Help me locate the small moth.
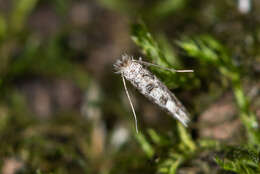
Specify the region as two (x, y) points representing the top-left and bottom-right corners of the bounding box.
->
(114, 54), (193, 133)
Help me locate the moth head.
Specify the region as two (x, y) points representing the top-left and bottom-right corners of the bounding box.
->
(114, 54), (133, 73)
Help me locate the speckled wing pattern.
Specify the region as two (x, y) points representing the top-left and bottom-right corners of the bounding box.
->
(114, 54), (190, 127)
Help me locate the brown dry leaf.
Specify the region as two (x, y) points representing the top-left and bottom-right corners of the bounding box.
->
(198, 93), (242, 141)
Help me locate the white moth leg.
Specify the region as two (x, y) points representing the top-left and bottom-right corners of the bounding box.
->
(121, 74), (139, 133)
(134, 60), (194, 73)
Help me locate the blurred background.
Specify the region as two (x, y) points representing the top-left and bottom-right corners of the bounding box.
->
(0, 0), (260, 174)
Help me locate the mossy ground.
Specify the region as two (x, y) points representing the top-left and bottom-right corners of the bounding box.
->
(0, 0), (260, 174)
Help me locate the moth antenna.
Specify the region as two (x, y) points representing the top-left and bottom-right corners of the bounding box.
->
(121, 74), (139, 133)
(134, 60), (194, 73)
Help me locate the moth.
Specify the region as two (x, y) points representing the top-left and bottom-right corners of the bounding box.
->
(114, 54), (193, 133)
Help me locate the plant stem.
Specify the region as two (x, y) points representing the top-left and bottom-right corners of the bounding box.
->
(177, 122), (196, 152)
(232, 79), (260, 145)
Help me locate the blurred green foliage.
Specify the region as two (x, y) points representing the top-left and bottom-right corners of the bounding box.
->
(131, 22), (198, 89)
(215, 147), (260, 174)
(178, 35), (260, 145)
(9, 0), (38, 33)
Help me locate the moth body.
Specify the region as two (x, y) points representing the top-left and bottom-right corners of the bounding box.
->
(114, 55), (190, 127)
